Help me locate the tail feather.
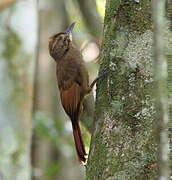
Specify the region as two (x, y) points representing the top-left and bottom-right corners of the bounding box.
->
(72, 122), (87, 163)
(60, 83), (86, 163)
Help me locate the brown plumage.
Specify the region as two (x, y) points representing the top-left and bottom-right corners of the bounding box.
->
(49, 24), (90, 163)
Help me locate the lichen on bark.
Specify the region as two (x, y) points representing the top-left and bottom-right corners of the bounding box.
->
(86, 1), (172, 180)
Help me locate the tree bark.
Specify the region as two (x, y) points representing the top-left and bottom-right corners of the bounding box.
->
(0, 0), (37, 179)
(166, 0), (172, 175)
(86, 1), (172, 179)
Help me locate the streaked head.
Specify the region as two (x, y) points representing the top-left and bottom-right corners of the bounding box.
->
(49, 23), (75, 60)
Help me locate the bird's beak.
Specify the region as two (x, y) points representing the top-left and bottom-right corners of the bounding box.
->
(65, 22), (75, 38)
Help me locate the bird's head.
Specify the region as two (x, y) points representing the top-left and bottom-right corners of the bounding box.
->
(49, 22), (75, 60)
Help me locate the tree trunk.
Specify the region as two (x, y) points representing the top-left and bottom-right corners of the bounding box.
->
(152, 0), (170, 179)
(86, 1), (172, 179)
(31, 1), (66, 179)
(32, 1), (85, 180)
(0, 0), (37, 180)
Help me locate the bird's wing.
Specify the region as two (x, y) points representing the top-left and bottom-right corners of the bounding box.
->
(60, 82), (81, 123)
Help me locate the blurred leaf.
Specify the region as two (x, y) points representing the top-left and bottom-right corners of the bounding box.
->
(54, 116), (64, 134)
(81, 124), (91, 149)
(46, 162), (60, 180)
(33, 111), (59, 140)
(96, 0), (106, 18)
(2, 27), (21, 61)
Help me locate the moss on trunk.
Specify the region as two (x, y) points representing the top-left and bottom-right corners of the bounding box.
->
(86, 1), (172, 180)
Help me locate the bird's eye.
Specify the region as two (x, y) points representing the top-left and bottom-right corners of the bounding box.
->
(58, 36), (63, 41)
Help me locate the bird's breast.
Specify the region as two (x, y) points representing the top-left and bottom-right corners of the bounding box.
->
(56, 59), (79, 90)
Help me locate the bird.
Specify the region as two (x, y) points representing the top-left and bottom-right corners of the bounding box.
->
(49, 23), (105, 163)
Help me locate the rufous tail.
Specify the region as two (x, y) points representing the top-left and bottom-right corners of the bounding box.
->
(72, 122), (87, 163)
